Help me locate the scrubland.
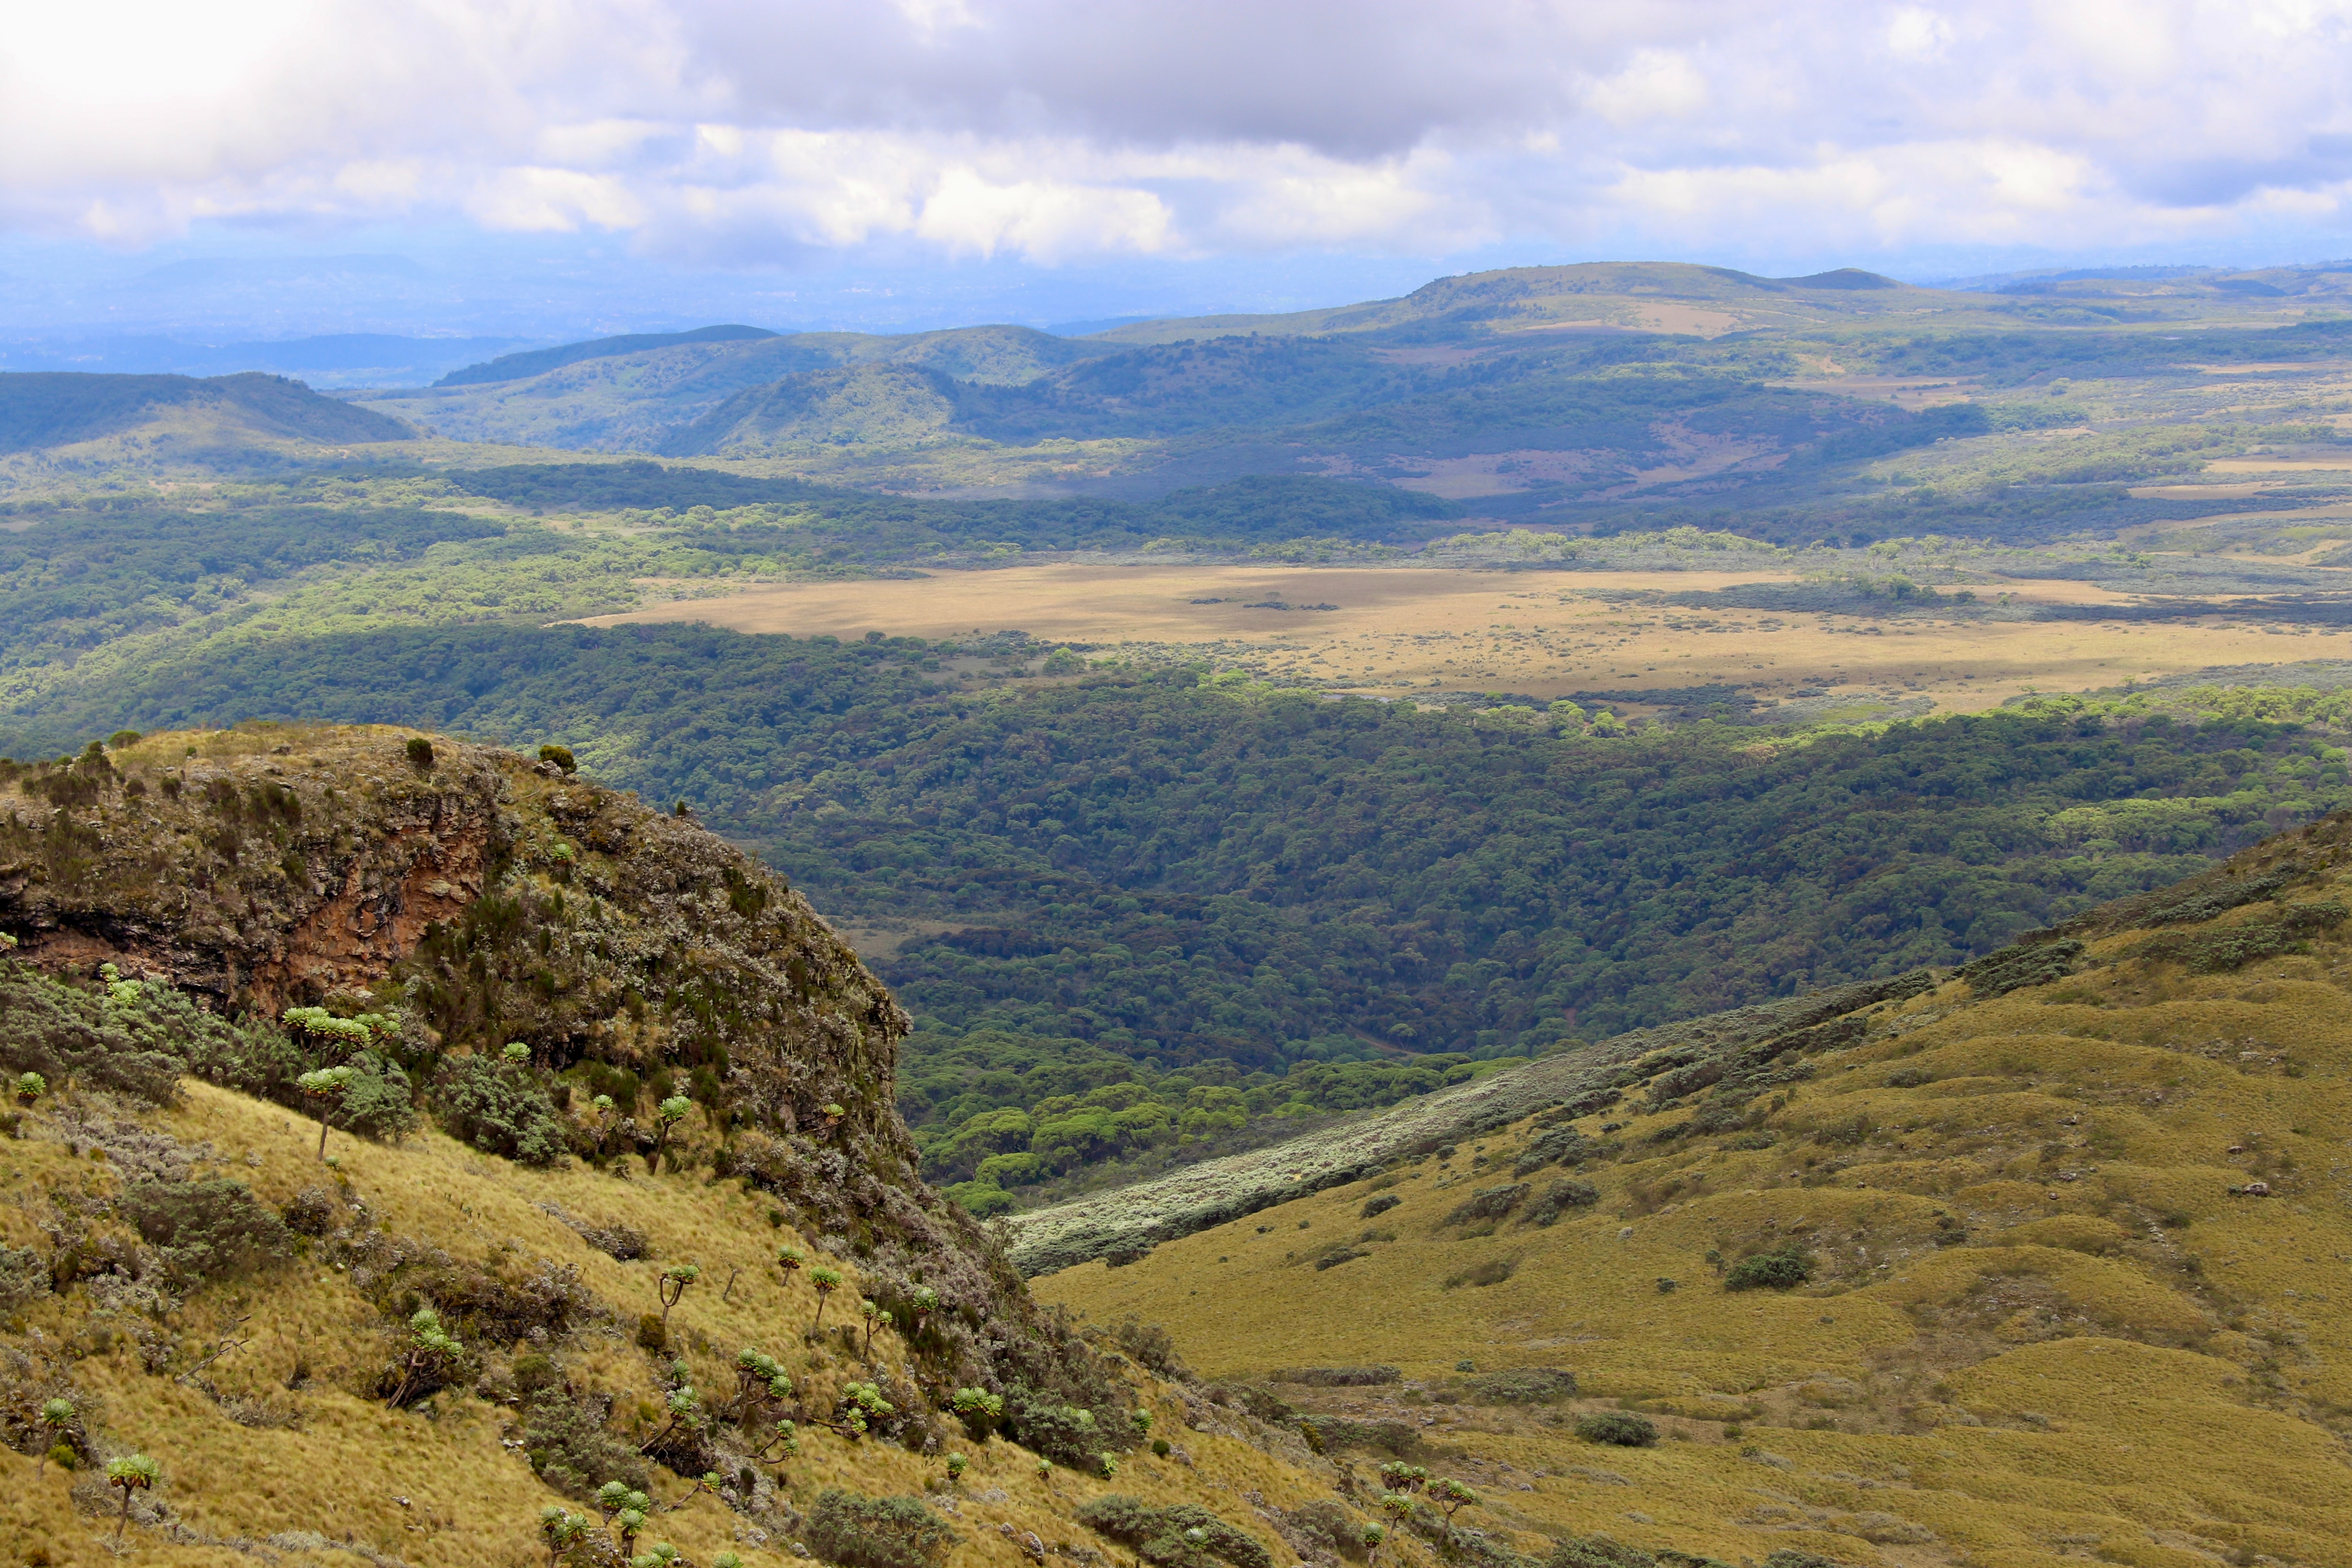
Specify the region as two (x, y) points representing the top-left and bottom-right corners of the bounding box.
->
(1036, 822), (2352, 1568)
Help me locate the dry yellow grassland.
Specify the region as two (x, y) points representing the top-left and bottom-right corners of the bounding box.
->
(0, 1083), (1361, 1568)
(585, 563), (2352, 713)
(1039, 882), (2352, 1568)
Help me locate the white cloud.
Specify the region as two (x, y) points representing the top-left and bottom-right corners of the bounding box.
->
(7, 0), (2352, 267)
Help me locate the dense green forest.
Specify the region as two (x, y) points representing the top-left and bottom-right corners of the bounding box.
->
(0, 505), (505, 673)
(11, 619), (2349, 1207)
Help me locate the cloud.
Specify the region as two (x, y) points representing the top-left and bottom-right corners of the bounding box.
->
(8, 0), (2352, 268)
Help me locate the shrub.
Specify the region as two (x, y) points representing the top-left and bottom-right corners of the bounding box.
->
(116, 1179), (294, 1286)
(406, 737), (435, 769)
(0, 1244), (51, 1311)
(1102, 1317), (1190, 1381)
(1004, 1394), (1115, 1470)
(1545, 1539), (1657, 1568)
(1725, 1247), (1813, 1292)
(280, 1186), (342, 1237)
(538, 745), (578, 773)
(430, 1053), (566, 1165)
(1960, 938), (2083, 997)
(806, 1488), (958, 1568)
(1514, 1125), (1595, 1177)
(1361, 1193), (1402, 1219)
(1459, 1367), (1576, 1404)
(1762, 1552), (1847, 1568)
(1573, 1412), (1658, 1448)
(1441, 1257), (1518, 1290)
(0, 962), (192, 1106)
(1443, 1183), (1529, 1226)
(1076, 1495), (1274, 1568)
(1275, 1366), (1400, 1387)
(1526, 1179), (1600, 1227)
(519, 1362), (647, 1500)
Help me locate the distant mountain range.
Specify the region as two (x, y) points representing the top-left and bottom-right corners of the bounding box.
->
(0, 332), (530, 389)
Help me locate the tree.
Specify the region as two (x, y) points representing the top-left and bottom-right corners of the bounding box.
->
(107, 1454), (158, 1540)
(859, 1299), (892, 1361)
(597, 1482), (650, 1534)
(906, 1284), (940, 1339)
(649, 1094), (691, 1173)
(777, 1244), (806, 1280)
(36, 1397), (72, 1475)
(945, 1454), (967, 1488)
(733, 1348), (792, 1423)
(1430, 1479), (1478, 1548)
(809, 1266), (843, 1334)
(406, 737), (435, 769)
(833, 1381), (894, 1438)
(657, 1263), (700, 1339)
(1361, 1523), (1386, 1567)
(638, 1385), (703, 1457)
(13, 1071), (44, 1107)
(951, 1386), (1003, 1442)
(541, 1505), (593, 1567)
(388, 1307), (461, 1408)
(296, 1065), (355, 1161)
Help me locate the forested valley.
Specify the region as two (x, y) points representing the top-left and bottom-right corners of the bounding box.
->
(12, 616), (2348, 1209)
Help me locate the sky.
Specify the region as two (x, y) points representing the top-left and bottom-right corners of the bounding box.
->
(7, 0), (2352, 346)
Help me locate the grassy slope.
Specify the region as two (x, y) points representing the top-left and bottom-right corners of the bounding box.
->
(1037, 819), (2352, 1568)
(0, 1079), (1345, 1568)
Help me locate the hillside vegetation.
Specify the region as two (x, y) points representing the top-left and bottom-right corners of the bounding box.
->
(0, 372), (412, 456)
(1037, 813), (2352, 1567)
(0, 725), (1394, 1568)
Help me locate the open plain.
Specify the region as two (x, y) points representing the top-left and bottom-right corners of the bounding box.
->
(584, 559), (2352, 713)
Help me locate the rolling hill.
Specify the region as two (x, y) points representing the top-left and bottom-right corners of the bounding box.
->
(0, 370), (413, 456)
(1029, 813), (2352, 1567)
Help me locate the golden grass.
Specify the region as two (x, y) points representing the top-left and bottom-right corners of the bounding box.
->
(1038, 911), (2352, 1567)
(1, 1080), (1350, 1568)
(581, 561), (2352, 715)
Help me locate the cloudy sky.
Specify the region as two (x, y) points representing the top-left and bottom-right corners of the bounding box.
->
(7, 0), (2352, 338)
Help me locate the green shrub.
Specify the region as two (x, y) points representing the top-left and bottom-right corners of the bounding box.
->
(1724, 1247), (1812, 1292)
(1527, 1179), (1600, 1227)
(0, 962), (193, 1105)
(538, 744), (577, 773)
(406, 737), (435, 769)
(1361, 1193), (1402, 1219)
(1545, 1538), (1658, 1568)
(1076, 1495), (1274, 1568)
(1960, 938), (2084, 997)
(518, 1360), (648, 1500)
(430, 1052), (566, 1165)
(1441, 1257), (1518, 1290)
(0, 1244), (51, 1310)
(116, 1179), (293, 1286)
(1459, 1367), (1576, 1404)
(1275, 1366), (1399, 1387)
(805, 1488), (958, 1568)
(1101, 1317), (1190, 1381)
(1573, 1412), (1658, 1448)
(1443, 1183), (1530, 1226)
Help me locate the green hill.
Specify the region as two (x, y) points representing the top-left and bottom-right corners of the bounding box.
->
(1034, 811), (2352, 1567)
(0, 370), (414, 454)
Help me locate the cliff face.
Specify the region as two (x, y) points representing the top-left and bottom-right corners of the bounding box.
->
(0, 724), (902, 1140)
(0, 724), (1078, 1396)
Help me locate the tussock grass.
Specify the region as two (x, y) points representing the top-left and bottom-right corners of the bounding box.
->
(0, 1079), (1355, 1568)
(1040, 820), (2352, 1566)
